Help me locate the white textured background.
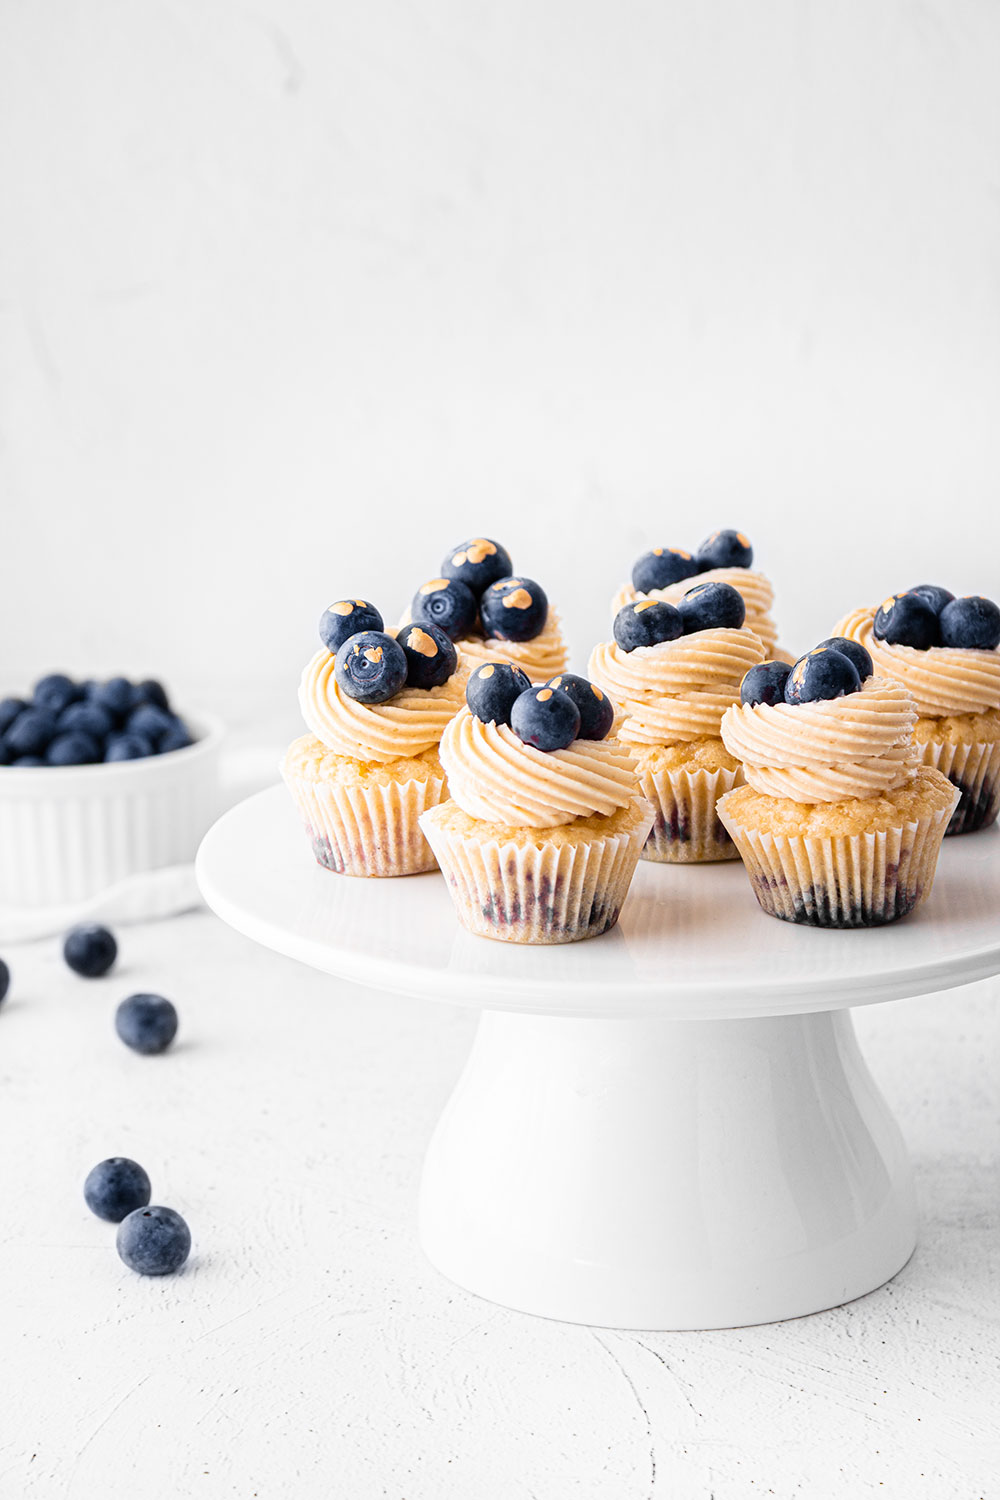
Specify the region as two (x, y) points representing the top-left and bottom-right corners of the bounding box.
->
(2, 0), (1000, 722)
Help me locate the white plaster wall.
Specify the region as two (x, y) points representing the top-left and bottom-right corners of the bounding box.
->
(2, 0), (1000, 720)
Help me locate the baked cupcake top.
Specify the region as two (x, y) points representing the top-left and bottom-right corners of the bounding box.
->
(301, 599), (466, 763)
(438, 663), (637, 828)
(589, 582), (767, 744)
(721, 635), (920, 802)
(612, 529), (781, 656)
(835, 593), (1000, 718)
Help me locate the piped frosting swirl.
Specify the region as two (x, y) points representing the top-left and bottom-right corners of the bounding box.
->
(612, 568), (779, 654)
(300, 647), (466, 762)
(588, 628), (767, 744)
(834, 607), (1000, 718)
(438, 706), (639, 828)
(721, 676), (919, 802)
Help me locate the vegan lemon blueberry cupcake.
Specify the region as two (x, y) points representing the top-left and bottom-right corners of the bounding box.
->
(420, 663), (653, 944)
(717, 638), (959, 927)
(282, 599), (466, 877)
(611, 528), (791, 661)
(588, 581), (767, 861)
(833, 586), (1000, 836)
(403, 537), (569, 682)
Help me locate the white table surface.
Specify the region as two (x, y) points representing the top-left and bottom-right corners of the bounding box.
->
(1, 827), (997, 1497)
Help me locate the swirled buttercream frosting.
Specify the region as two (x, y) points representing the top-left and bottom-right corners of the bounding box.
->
(588, 629), (767, 744)
(834, 607), (1000, 718)
(300, 648), (466, 762)
(438, 706), (639, 828)
(720, 676), (919, 802)
(612, 568), (779, 654)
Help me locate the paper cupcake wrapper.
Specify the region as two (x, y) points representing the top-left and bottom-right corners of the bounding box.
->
(283, 765), (448, 877)
(918, 734), (1000, 836)
(635, 762), (744, 863)
(420, 801), (654, 944)
(717, 788), (959, 928)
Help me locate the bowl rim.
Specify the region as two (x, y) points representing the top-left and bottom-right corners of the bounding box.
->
(0, 709), (226, 779)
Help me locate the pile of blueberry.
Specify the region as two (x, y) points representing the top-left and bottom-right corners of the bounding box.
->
(410, 537), (549, 645)
(873, 586), (1000, 652)
(84, 1158), (191, 1276)
(466, 663), (614, 752)
(614, 580), (747, 651)
(631, 528), (753, 595)
(319, 598), (459, 704)
(0, 675), (193, 767)
(741, 637), (874, 707)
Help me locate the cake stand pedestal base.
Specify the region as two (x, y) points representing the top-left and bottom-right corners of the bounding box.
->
(419, 1007), (916, 1331)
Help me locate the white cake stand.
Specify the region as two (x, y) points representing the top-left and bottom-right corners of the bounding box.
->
(196, 787), (1000, 1331)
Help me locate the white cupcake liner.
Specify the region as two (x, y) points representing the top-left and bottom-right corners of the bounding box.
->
(283, 764), (447, 877)
(918, 734), (1000, 836)
(717, 788), (958, 928)
(420, 801), (654, 944)
(634, 759), (743, 863)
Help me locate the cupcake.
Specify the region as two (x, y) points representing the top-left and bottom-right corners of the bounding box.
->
(611, 528), (790, 661)
(717, 639), (960, 927)
(402, 537), (570, 681)
(588, 581), (767, 861)
(282, 598), (466, 876)
(420, 662), (653, 943)
(833, 586), (1000, 836)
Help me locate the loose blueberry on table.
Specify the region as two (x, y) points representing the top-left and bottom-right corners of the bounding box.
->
(395, 622), (458, 689)
(546, 673), (615, 740)
(116, 1205), (191, 1276)
(441, 537), (513, 595)
(318, 599), (384, 655)
(478, 577), (549, 642)
(613, 599), (683, 651)
(0, 957), (9, 1006)
(466, 661), (533, 725)
(115, 993), (179, 1055)
(63, 923), (118, 979)
(84, 1158), (152, 1222)
(510, 686), (581, 751)
(410, 577), (479, 641)
(677, 581), (747, 634)
(334, 630), (408, 704)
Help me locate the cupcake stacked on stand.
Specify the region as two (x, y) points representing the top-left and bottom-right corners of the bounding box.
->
(403, 537), (569, 683)
(589, 581), (767, 862)
(611, 529), (790, 662)
(833, 585), (1000, 836)
(282, 599), (466, 877)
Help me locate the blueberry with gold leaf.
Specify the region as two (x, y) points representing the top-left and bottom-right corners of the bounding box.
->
(466, 661), (532, 725)
(396, 622), (458, 690)
(546, 673), (614, 740)
(613, 600), (683, 652)
(334, 631), (408, 704)
(319, 600), (384, 655)
(510, 686), (581, 751)
(479, 577), (548, 642)
(411, 578), (479, 642)
(441, 538), (512, 596)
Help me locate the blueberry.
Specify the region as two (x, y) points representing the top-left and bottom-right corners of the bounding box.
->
(134, 679), (171, 712)
(91, 678), (136, 720)
(613, 599), (683, 652)
(465, 661), (533, 724)
(63, 923), (117, 978)
(479, 577), (549, 642)
(441, 538), (513, 596)
(0, 697), (25, 735)
(105, 733), (154, 762)
(395, 622), (458, 689)
(695, 529), (753, 571)
(318, 599), (384, 655)
(677, 581), (746, 634)
(510, 686), (581, 751)
(873, 593), (940, 649)
(631, 547), (699, 594)
(813, 636), (873, 682)
(5, 707), (58, 758)
(334, 630), (408, 704)
(11, 755), (44, 767)
(125, 703), (174, 745)
(908, 584), (954, 616)
(740, 661), (792, 707)
(411, 578), (479, 641)
(546, 673), (615, 740)
(939, 596), (1000, 651)
(84, 1157), (151, 1222)
(46, 731), (101, 766)
(0, 957), (9, 1005)
(116, 1205), (191, 1276)
(116, 992), (179, 1054)
(158, 720), (194, 754)
(784, 648), (862, 704)
(33, 673), (80, 715)
(58, 701), (114, 741)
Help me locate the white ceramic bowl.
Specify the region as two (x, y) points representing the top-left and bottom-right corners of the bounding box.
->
(0, 711), (224, 909)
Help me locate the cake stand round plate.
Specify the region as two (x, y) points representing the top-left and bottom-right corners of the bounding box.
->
(197, 787), (1000, 1330)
